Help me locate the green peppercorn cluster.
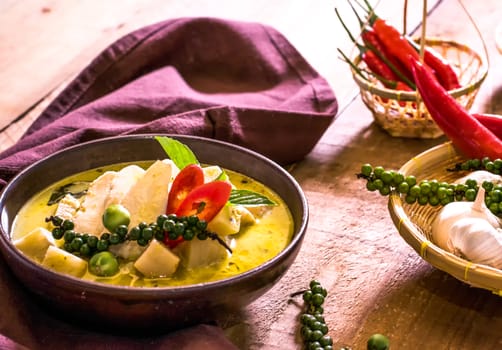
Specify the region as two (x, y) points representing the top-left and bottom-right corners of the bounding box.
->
(358, 162), (502, 216)
(45, 213), (227, 258)
(451, 157), (502, 174)
(299, 280), (333, 350)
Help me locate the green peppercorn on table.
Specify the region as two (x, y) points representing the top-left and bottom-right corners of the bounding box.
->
(2, 0), (502, 349)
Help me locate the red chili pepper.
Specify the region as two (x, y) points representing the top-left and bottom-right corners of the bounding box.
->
(361, 28), (414, 87)
(410, 58), (502, 160)
(360, 0), (439, 88)
(166, 164), (204, 215)
(360, 50), (398, 88)
(163, 181), (231, 249)
(372, 19), (420, 73)
(335, 8), (411, 89)
(472, 113), (502, 140)
(175, 181), (231, 221)
(407, 38), (460, 90)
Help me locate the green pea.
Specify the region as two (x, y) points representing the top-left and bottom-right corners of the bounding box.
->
(88, 251), (119, 277)
(102, 204), (131, 233)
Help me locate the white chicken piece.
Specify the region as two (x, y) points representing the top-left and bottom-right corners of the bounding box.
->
(72, 171), (117, 237)
(104, 165), (145, 207)
(54, 193), (81, 221)
(120, 159), (178, 228)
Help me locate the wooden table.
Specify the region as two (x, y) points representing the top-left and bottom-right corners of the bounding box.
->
(2, 0), (502, 349)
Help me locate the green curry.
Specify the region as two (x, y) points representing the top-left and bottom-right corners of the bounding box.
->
(12, 161), (294, 287)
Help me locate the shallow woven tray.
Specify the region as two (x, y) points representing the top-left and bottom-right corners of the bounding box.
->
(352, 38), (488, 139)
(387, 142), (502, 294)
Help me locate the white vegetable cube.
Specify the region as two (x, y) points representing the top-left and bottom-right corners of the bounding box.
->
(175, 238), (228, 270)
(13, 227), (55, 262)
(41, 245), (88, 278)
(207, 205), (242, 236)
(134, 239), (180, 278)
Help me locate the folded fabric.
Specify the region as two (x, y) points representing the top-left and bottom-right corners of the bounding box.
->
(0, 16), (338, 188)
(0, 16), (337, 348)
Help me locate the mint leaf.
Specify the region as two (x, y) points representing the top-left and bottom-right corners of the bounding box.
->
(229, 189), (276, 206)
(155, 136), (199, 169)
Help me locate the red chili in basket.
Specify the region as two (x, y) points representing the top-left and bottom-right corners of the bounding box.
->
(360, 49), (399, 87)
(335, 8), (402, 89)
(407, 38), (460, 90)
(361, 28), (414, 87)
(411, 58), (502, 160)
(372, 18), (421, 77)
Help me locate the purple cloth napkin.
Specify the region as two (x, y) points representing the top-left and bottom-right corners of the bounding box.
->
(0, 16), (337, 188)
(0, 16), (337, 348)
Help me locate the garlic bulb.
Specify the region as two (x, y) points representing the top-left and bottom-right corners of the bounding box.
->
(448, 217), (502, 269)
(430, 170), (502, 269)
(431, 187), (500, 251)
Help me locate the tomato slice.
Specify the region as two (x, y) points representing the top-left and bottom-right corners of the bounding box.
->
(166, 164), (204, 214)
(175, 181), (232, 222)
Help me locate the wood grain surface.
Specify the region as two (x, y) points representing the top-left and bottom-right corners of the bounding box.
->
(2, 0), (502, 349)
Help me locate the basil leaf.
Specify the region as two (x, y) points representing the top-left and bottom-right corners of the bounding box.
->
(229, 189), (276, 206)
(155, 136), (199, 169)
(47, 181), (89, 205)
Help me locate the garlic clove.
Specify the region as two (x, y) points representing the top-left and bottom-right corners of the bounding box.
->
(449, 217), (502, 269)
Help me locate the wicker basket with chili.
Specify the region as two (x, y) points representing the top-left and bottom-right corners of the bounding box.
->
(345, 1), (488, 139)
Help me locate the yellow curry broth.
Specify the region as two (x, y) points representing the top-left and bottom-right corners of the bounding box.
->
(12, 162), (294, 287)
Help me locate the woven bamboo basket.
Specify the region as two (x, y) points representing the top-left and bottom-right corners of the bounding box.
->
(388, 142), (502, 294)
(352, 38), (488, 138)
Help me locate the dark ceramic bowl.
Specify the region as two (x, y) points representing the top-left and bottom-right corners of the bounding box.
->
(0, 134), (308, 333)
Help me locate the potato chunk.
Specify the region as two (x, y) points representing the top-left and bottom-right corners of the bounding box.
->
(175, 238), (228, 270)
(134, 240), (180, 278)
(13, 227), (55, 262)
(41, 246), (87, 278)
(207, 205), (243, 236)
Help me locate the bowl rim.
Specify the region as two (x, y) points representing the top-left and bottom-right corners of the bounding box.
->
(0, 133), (309, 297)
